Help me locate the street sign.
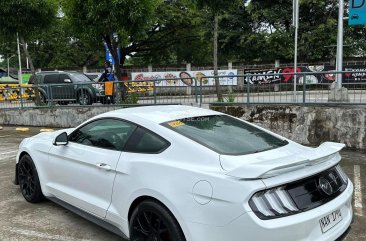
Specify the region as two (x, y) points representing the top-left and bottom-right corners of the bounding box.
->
(349, 0), (366, 25)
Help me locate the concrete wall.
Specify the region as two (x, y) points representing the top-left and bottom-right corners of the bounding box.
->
(0, 107), (122, 128)
(1, 105), (365, 149)
(211, 105), (366, 150)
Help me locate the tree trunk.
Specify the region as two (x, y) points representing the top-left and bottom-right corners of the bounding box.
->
(19, 36), (36, 77)
(103, 35), (127, 101)
(20, 35), (42, 105)
(213, 14), (223, 102)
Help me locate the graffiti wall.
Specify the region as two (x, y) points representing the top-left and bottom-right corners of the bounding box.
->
(131, 70), (238, 86)
(244, 65), (366, 84)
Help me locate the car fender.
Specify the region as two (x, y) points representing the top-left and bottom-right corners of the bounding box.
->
(17, 132), (60, 197)
(17, 145), (53, 197)
(116, 188), (194, 241)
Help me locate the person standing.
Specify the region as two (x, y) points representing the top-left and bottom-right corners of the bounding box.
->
(98, 61), (114, 82)
(98, 61), (115, 103)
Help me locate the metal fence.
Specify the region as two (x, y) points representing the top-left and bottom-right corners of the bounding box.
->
(1, 71), (366, 109)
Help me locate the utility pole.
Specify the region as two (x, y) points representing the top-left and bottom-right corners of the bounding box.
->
(17, 33), (22, 85)
(336, 0), (344, 89)
(7, 55), (15, 77)
(293, 0), (299, 102)
(26, 43), (29, 70)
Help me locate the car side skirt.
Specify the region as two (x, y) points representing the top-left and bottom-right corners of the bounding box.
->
(48, 197), (128, 240)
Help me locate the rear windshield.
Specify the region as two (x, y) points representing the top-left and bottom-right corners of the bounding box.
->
(162, 115), (288, 155)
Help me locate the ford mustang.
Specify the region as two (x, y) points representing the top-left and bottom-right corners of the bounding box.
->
(14, 105), (353, 241)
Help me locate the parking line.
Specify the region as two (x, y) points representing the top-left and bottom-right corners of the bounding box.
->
(0, 135), (11, 138)
(0, 155), (16, 162)
(0, 150), (18, 155)
(353, 165), (363, 216)
(6, 227), (96, 241)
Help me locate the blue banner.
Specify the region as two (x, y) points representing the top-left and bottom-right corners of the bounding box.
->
(104, 44), (120, 65)
(349, 0), (366, 25)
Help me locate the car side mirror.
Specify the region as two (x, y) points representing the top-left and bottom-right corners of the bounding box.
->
(64, 79), (72, 83)
(53, 132), (68, 146)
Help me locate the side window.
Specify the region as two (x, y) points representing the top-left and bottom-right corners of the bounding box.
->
(59, 74), (72, 83)
(124, 127), (170, 154)
(69, 119), (137, 151)
(44, 74), (59, 84)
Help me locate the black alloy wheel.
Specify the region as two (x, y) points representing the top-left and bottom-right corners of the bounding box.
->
(18, 155), (44, 203)
(130, 201), (186, 241)
(78, 90), (92, 105)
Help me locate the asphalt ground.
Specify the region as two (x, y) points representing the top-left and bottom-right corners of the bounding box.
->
(0, 126), (365, 241)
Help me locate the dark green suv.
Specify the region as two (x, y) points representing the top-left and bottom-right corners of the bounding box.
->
(29, 71), (105, 105)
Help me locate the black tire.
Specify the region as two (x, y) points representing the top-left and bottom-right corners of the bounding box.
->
(17, 155), (44, 203)
(129, 200), (186, 241)
(58, 101), (69, 105)
(78, 90), (92, 105)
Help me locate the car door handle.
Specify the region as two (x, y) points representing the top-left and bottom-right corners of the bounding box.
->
(95, 163), (111, 171)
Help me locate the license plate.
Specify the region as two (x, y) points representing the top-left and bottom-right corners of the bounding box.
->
(319, 209), (343, 233)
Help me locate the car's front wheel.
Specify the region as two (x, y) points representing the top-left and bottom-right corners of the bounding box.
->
(18, 154), (44, 203)
(129, 200), (186, 241)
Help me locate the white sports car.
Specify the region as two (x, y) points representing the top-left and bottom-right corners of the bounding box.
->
(14, 105), (353, 241)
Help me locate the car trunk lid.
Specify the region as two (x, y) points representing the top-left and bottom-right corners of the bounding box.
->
(221, 142), (345, 180)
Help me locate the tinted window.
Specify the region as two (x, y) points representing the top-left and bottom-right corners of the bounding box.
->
(124, 127), (170, 154)
(162, 115), (288, 155)
(69, 119), (137, 151)
(70, 73), (93, 83)
(44, 74), (59, 84)
(59, 74), (72, 83)
(86, 74), (98, 80)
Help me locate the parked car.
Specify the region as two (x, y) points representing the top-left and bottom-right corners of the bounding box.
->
(14, 105), (353, 241)
(28, 71), (106, 105)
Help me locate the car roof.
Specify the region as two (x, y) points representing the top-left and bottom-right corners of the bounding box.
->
(36, 71), (81, 75)
(98, 105), (222, 124)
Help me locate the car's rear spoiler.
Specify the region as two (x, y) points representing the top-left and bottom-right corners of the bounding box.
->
(225, 142), (345, 179)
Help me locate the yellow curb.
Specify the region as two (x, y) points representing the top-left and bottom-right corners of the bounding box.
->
(16, 127), (30, 132)
(40, 129), (54, 132)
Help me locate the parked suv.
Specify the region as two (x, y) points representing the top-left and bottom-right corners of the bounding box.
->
(29, 71), (105, 105)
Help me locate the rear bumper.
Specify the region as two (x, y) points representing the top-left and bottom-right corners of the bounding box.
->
(185, 181), (353, 241)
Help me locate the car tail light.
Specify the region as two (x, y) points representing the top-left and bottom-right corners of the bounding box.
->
(335, 165), (348, 184)
(249, 165), (348, 220)
(249, 187), (300, 219)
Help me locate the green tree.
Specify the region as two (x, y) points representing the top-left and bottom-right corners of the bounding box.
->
(129, 0), (212, 66)
(196, 0), (239, 101)
(63, 0), (161, 89)
(246, 0), (361, 62)
(0, 0), (57, 77)
(28, 19), (102, 69)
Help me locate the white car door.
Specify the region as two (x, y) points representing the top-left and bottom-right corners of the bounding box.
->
(47, 118), (137, 218)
